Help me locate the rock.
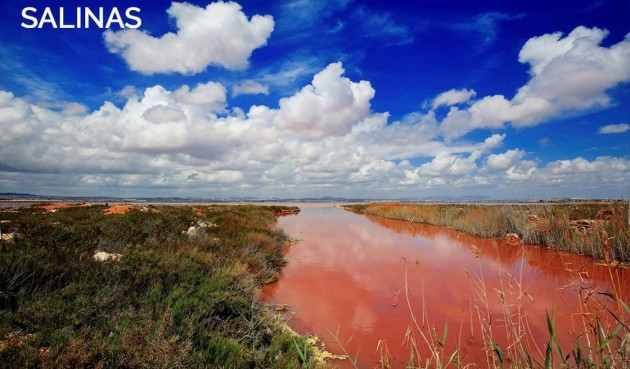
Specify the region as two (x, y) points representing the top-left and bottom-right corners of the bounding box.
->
(185, 226), (198, 237)
(196, 221), (217, 228)
(184, 221), (218, 239)
(93, 251), (122, 262)
(1, 233), (20, 242)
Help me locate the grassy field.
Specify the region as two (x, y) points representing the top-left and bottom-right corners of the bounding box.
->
(0, 203), (318, 368)
(344, 202), (630, 262)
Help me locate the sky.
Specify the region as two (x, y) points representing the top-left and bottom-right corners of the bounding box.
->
(0, 0), (629, 200)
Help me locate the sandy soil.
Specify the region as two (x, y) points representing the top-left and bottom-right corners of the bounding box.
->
(104, 204), (136, 215)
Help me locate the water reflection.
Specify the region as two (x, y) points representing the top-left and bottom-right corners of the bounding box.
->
(262, 206), (629, 368)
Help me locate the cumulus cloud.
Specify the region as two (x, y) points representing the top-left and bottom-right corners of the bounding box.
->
(232, 80), (269, 97)
(61, 102), (89, 116)
(598, 123), (630, 134)
(515, 26), (630, 114)
(104, 1), (274, 74)
(1, 57), (629, 199)
(142, 105), (187, 123)
(435, 26), (630, 138)
(274, 62), (375, 140)
(486, 149), (526, 171)
(173, 81), (227, 111)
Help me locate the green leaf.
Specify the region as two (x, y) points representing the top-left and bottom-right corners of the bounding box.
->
(544, 342), (552, 369)
(292, 338), (307, 363)
(546, 311), (555, 338)
(599, 325), (622, 350)
(596, 320), (605, 353)
(491, 339), (503, 366)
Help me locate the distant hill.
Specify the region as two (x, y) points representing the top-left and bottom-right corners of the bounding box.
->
(0, 193), (49, 199)
(0, 192), (619, 203)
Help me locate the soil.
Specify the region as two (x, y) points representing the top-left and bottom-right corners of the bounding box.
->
(39, 203), (91, 212)
(104, 205), (135, 215)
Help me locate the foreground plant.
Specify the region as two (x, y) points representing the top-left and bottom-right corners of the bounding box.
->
(0, 204), (315, 368)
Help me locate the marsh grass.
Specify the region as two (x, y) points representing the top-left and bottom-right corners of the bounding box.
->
(0, 204), (315, 368)
(344, 202), (630, 262)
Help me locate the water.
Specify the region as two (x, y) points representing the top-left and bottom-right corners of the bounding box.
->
(262, 206), (629, 368)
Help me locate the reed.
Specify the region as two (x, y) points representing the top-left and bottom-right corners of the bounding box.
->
(344, 202), (630, 262)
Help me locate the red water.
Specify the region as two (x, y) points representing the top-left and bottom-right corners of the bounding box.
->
(262, 206), (629, 368)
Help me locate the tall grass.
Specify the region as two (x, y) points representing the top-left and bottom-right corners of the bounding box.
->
(344, 202), (630, 262)
(0, 204), (316, 368)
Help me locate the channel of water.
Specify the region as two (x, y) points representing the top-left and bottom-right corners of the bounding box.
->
(262, 205), (629, 368)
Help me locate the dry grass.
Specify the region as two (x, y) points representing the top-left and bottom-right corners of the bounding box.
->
(345, 202), (630, 262)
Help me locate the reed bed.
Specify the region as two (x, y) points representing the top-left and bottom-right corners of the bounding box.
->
(344, 202), (630, 262)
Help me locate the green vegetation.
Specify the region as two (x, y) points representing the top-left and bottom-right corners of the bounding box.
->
(344, 202), (630, 262)
(0, 204), (317, 368)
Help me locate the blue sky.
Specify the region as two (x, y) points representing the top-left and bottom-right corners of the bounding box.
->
(0, 0), (629, 199)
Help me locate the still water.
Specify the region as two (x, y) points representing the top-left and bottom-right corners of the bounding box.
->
(262, 205), (629, 368)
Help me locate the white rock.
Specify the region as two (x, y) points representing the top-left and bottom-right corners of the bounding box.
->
(93, 251), (122, 262)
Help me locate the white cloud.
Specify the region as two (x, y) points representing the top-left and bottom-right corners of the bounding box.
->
(232, 80), (269, 97)
(104, 1), (274, 75)
(1, 57), (628, 199)
(432, 88), (476, 109)
(486, 149), (526, 170)
(545, 156), (630, 175)
(505, 161), (537, 180)
(598, 123), (630, 134)
(519, 26), (607, 76)
(173, 81), (227, 111)
(61, 102), (89, 116)
(142, 105), (187, 123)
(515, 27), (630, 114)
(273, 62), (375, 140)
(436, 26), (630, 138)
